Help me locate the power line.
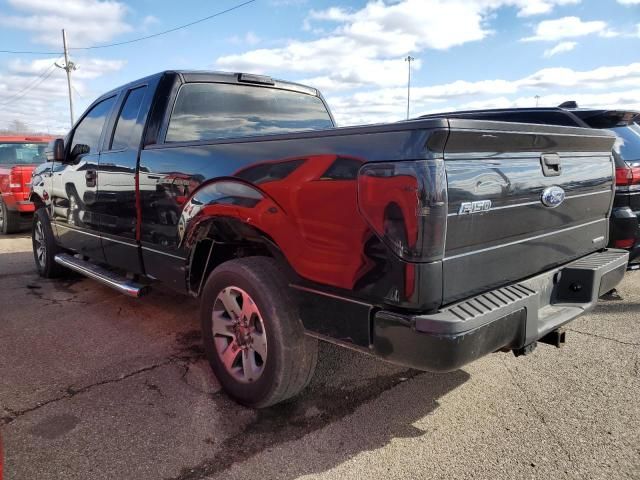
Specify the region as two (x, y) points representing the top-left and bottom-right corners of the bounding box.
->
(0, 49), (63, 55)
(0, 0), (256, 111)
(0, 65), (58, 107)
(71, 85), (84, 99)
(0, 0), (256, 55)
(70, 0), (257, 50)
(0, 60), (59, 106)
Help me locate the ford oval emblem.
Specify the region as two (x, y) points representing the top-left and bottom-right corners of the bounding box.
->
(541, 186), (565, 208)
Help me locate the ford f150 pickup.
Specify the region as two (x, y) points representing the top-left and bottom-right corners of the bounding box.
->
(0, 135), (52, 234)
(31, 71), (629, 407)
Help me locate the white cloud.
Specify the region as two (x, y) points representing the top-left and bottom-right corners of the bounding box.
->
(228, 32), (261, 46)
(0, 56), (126, 133)
(218, 0), (589, 94)
(461, 90), (640, 111)
(71, 58), (126, 80)
(504, 0), (581, 17)
(268, 0), (308, 5)
(1, 0), (132, 47)
(617, 0), (640, 4)
(141, 15), (160, 31)
(0, 0), (130, 132)
(307, 6), (352, 22)
(323, 62), (640, 125)
(543, 41), (577, 57)
(218, 0), (492, 92)
(523, 16), (611, 41)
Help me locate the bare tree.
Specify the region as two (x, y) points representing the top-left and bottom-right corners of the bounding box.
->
(8, 119), (29, 134)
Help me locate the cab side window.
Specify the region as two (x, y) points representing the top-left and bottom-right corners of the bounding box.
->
(320, 157), (361, 180)
(70, 96), (116, 157)
(110, 86), (147, 150)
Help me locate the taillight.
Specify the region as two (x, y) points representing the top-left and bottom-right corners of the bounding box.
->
(9, 168), (23, 192)
(614, 238), (635, 249)
(615, 166), (640, 187)
(357, 159), (447, 262)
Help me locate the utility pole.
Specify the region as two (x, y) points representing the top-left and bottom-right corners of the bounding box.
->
(405, 55), (415, 120)
(535, 95), (540, 107)
(55, 29), (76, 128)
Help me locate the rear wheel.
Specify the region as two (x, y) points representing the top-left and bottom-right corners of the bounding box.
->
(0, 198), (21, 234)
(32, 208), (66, 278)
(201, 257), (318, 408)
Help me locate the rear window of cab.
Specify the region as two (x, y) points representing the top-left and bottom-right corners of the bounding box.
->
(0, 142), (47, 165)
(165, 83), (333, 143)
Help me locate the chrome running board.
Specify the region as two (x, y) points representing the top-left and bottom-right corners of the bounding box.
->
(54, 253), (149, 298)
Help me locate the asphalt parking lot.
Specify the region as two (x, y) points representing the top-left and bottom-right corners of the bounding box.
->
(0, 233), (639, 480)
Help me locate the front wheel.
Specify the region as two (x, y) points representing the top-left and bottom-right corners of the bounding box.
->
(32, 208), (66, 278)
(200, 257), (318, 408)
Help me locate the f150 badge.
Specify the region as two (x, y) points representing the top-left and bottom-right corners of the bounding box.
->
(541, 186), (565, 208)
(458, 200), (492, 215)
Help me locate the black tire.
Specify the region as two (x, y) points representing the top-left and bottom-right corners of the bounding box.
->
(32, 208), (66, 278)
(201, 257), (318, 408)
(0, 198), (21, 234)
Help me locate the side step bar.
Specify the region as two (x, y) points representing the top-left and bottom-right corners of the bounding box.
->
(54, 253), (149, 298)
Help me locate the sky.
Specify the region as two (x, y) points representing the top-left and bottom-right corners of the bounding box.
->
(0, 0), (638, 133)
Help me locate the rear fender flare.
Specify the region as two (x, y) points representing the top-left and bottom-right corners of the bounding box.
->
(178, 179), (299, 293)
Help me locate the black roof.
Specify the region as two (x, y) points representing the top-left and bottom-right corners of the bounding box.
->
(418, 105), (640, 128)
(101, 70), (319, 100)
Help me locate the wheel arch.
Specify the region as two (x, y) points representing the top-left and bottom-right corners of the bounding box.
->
(178, 178), (299, 296)
(28, 192), (45, 209)
(186, 216), (295, 296)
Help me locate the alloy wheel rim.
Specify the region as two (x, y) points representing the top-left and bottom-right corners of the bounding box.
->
(34, 220), (46, 268)
(211, 286), (267, 383)
(0, 203), (4, 230)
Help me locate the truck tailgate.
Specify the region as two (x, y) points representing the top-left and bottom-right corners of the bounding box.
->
(442, 119), (616, 304)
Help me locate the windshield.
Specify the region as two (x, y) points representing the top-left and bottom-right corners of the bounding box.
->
(611, 124), (640, 163)
(0, 142), (47, 165)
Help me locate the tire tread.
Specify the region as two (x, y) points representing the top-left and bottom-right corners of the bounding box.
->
(201, 256), (317, 408)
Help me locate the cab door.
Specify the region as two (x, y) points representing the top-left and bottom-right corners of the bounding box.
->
(94, 84), (152, 273)
(52, 95), (117, 261)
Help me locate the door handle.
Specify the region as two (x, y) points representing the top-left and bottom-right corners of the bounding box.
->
(540, 153), (561, 177)
(85, 170), (97, 187)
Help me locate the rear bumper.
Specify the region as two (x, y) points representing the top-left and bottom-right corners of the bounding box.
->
(1, 193), (35, 213)
(14, 200), (35, 213)
(372, 249), (629, 372)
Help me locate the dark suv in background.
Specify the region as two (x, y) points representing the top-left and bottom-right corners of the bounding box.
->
(420, 105), (640, 266)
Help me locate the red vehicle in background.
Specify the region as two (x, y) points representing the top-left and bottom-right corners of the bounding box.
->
(0, 135), (53, 234)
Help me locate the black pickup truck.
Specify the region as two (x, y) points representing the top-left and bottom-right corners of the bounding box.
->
(31, 71), (628, 407)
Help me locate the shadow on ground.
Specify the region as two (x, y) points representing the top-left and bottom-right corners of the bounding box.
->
(0, 244), (470, 480)
(170, 331), (469, 480)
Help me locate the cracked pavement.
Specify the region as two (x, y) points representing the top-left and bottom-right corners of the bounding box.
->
(1, 234), (639, 480)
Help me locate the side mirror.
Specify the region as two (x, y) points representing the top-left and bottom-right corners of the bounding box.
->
(70, 143), (90, 161)
(45, 138), (65, 162)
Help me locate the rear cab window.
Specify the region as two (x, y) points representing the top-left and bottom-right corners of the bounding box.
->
(165, 82), (333, 143)
(0, 142), (47, 165)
